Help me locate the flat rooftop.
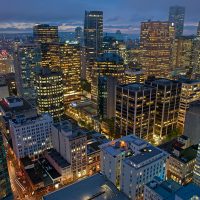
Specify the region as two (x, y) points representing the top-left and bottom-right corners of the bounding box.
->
(38, 158), (61, 180)
(47, 149), (70, 168)
(146, 178), (182, 199)
(159, 140), (198, 163)
(43, 173), (129, 200)
(126, 146), (164, 167)
(102, 135), (147, 157)
(87, 141), (101, 154)
(0, 97), (34, 113)
(11, 113), (51, 126)
(96, 52), (123, 63)
(70, 99), (97, 116)
(120, 83), (154, 91)
(54, 119), (72, 133)
(175, 183), (200, 200)
(147, 78), (180, 86)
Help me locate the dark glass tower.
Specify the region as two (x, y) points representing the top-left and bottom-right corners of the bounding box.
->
(84, 11), (103, 82)
(169, 6), (185, 37)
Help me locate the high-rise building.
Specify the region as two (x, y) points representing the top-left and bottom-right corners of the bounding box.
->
(184, 101), (200, 145)
(197, 21), (200, 37)
(100, 135), (167, 200)
(171, 36), (196, 74)
(36, 68), (65, 122)
(0, 132), (12, 200)
(178, 80), (200, 132)
(33, 24), (60, 69)
(125, 68), (145, 84)
(140, 21), (175, 78)
(10, 114), (53, 158)
(33, 24), (59, 44)
(14, 43), (41, 101)
(84, 11), (103, 82)
(75, 27), (83, 45)
(115, 83), (156, 139)
(194, 142), (200, 187)
(97, 76), (117, 119)
(192, 37), (200, 79)
(145, 78), (181, 137)
(40, 43), (61, 69)
(0, 50), (13, 74)
(169, 6), (185, 37)
(60, 42), (81, 104)
(91, 52), (125, 103)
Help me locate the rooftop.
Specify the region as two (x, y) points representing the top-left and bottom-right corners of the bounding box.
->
(146, 78), (180, 86)
(10, 113), (52, 126)
(119, 83), (154, 91)
(175, 183), (200, 200)
(0, 96), (35, 114)
(179, 78), (200, 85)
(146, 178), (182, 199)
(159, 139), (198, 163)
(43, 173), (129, 200)
(47, 149), (70, 168)
(101, 135), (147, 157)
(38, 158), (61, 180)
(125, 146), (165, 168)
(96, 52), (123, 63)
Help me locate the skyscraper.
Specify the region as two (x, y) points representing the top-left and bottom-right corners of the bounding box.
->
(60, 42), (81, 104)
(97, 76), (117, 119)
(140, 21), (175, 78)
(91, 52), (125, 103)
(33, 24), (60, 69)
(14, 43), (41, 101)
(145, 77), (181, 137)
(184, 101), (200, 145)
(171, 36), (196, 74)
(115, 83), (156, 139)
(75, 27), (83, 45)
(33, 24), (59, 44)
(36, 68), (65, 122)
(84, 11), (103, 82)
(0, 132), (12, 200)
(192, 37), (200, 79)
(169, 6), (185, 37)
(178, 80), (200, 132)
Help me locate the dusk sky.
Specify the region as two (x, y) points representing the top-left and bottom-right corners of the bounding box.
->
(1, 0), (199, 34)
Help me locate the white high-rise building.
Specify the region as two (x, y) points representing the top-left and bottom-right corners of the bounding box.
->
(100, 135), (167, 200)
(9, 114), (53, 158)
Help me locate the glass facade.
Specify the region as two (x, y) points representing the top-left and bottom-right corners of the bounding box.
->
(140, 21), (175, 78)
(169, 6), (185, 37)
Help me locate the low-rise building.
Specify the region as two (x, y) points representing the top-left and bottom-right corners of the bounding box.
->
(159, 135), (198, 185)
(43, 173), (129, 200)
(100, 135), (168, 200)
(52, 119), (88, 180)
(144, 177), (200, 200)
